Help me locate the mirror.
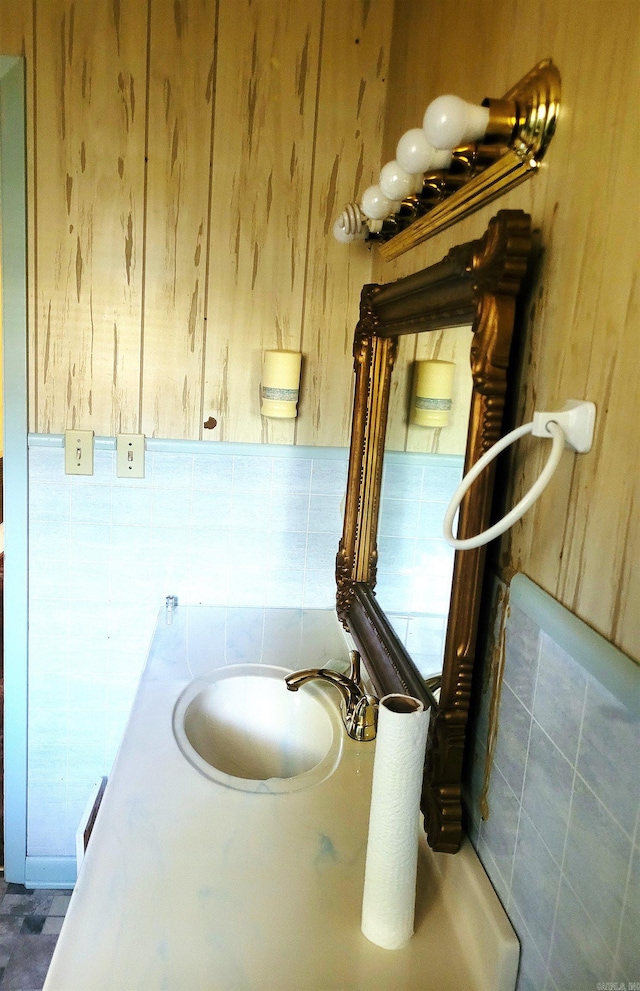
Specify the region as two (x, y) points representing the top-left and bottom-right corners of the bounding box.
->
(336, 210), (532, 853)
(376, 326), (474, 680)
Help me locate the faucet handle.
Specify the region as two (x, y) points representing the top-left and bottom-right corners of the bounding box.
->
(347, 649), (362, 686)
(345, 691), (378, 742)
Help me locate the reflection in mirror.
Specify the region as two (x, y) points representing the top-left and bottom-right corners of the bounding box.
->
(375, 327), (474, 680)
(336, 210), (532, 853)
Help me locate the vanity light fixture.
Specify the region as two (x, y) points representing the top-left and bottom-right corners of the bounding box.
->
(333, 59), (560, 259)
(411, 360), (455, 428)
(260, 350), (302, 418)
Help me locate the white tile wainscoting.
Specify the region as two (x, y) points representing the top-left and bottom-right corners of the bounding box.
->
(465, 575), (640, 991)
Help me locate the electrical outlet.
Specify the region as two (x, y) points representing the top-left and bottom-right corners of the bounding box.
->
(64, 429), (94, 475)
(116, 433), (145, 478)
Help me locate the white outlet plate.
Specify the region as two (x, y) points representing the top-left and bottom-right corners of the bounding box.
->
(64, 429), (94, 475)
(117, 434), (145, 478)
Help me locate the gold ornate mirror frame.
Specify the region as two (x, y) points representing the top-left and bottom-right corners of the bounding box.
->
(336, 210), (532, 853)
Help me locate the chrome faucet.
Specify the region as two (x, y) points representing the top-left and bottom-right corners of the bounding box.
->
(285, 650), (378, 742)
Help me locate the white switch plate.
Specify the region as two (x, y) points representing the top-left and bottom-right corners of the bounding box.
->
(64, 429), (94, 475)
(117, 433), (145, 478)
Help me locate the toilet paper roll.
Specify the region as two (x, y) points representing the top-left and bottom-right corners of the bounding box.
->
(361, 694), (430, 950)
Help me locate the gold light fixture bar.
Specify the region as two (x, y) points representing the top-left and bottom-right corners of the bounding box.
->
(377, 60), (560, 261)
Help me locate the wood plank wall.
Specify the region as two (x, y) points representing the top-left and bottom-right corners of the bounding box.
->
(0, 0), (393, 446)
(374, 0), (640, 662)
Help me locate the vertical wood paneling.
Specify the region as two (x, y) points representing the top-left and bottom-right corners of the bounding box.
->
(0, 0), (35, 427)
(202, 0), (323, 444)
(0, 1), (30, 56)
(375, 0), (640, 661)
(140, 0), (217, 439)
(383, 333), (416, 451)
(20, 0), (389, 446)
(554, 15), (640, 644)
(35, 0), (148, 433)
(294, 0), (394, 448)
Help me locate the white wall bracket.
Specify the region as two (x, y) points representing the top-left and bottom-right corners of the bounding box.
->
(531, 399), (596, 453)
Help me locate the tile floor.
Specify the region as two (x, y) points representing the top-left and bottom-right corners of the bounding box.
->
(0, 876), (69, 991)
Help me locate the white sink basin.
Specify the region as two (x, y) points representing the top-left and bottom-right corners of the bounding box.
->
(172, 664), (343, 793)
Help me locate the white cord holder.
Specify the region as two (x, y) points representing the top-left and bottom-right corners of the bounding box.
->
(531, 399), (596, 453)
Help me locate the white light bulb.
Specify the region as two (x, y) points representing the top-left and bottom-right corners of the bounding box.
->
(333, 217), (356, 243)
(423, 95), (490, 150)
(332, 216), (367, 243)
(379, 160), (422, 201)
(396, 128), (453, 173)
(360, 184), (395, 221)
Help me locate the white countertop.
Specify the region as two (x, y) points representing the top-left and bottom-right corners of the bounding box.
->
(44, 606), (518, 991)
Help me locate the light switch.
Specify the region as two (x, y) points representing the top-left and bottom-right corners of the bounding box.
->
(117, 433), (145, 478)
(64, 429), (94, 475)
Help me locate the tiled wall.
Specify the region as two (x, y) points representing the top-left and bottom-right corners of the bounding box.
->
(465, 577), (640, 991)
(27, 437), (461, 862)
